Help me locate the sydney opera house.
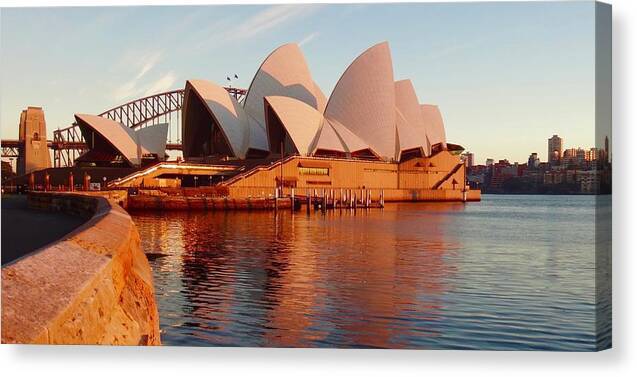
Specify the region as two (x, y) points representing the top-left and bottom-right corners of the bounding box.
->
(60, 42), (479, 201)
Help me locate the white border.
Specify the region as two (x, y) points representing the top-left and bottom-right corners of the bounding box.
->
(1, 0), (635, 376)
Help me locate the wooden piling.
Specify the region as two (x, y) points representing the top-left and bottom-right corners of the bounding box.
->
(274, 188), (278, 212)
(291, 188), (295, 212)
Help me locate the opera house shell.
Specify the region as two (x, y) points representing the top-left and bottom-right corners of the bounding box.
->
(70, 41), (458, 184)
(182, 41), (450, 163)
(6, 40), (478, 202)
(74, 114), (168, 167)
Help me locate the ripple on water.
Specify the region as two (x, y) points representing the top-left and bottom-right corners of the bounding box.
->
(132, 195), (608, 350)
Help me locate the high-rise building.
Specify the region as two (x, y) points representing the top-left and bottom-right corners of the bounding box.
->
(548, 135), (563, 165)
(461, 152), (474, 167)
(527, 152), (540, 169)
(575, 148), (587, 165)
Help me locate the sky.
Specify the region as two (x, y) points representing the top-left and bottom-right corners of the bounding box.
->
(0, 1), (605, 164)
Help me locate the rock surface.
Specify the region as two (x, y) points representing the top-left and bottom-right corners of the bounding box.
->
(1, 192), (160, 345)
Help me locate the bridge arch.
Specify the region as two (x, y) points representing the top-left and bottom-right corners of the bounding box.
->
(49, 87), (246, 167)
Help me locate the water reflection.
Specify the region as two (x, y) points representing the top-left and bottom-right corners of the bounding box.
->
(132, 195), (602, 350)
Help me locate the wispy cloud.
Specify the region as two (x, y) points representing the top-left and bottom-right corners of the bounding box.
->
(194, 4), (324, 51)
(112, 50), (164, 101)
(230, 5), (322, 41)
(112, 81), (139, 102)
(144, 72), (177, 96)
(135, 51), (162, 80)
(299, 32), (319, 47)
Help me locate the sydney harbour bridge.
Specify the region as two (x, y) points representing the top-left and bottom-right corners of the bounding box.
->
(1, 87), (247, 168)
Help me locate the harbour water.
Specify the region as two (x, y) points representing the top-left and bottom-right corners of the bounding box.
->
(131, 194), (611, 350)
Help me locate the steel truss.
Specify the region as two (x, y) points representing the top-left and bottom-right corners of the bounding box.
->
(49, 87), (247, 167)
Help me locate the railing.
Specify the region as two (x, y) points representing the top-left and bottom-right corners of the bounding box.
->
(221, 155), (299, 186)
(431, 163), (464, 190)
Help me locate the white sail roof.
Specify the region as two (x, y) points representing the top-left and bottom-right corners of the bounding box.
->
(183, 80), (251, 158)
(395, 108), (425, 157)
(244, 43), (323, 132)
(420, 104), (447, 149)
(326, 118), (372, 154)
(75, 114), (152, 166)
(395, 79), (430, 156)
(135, 123), (168, 157)
(264, 96), (323, 156)
(324, 42), (397, 160)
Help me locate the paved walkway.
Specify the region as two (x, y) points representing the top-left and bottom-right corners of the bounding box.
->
(1, 195), (86, 266)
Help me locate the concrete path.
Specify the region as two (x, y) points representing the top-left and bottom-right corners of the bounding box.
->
(1, 195), (86, 266)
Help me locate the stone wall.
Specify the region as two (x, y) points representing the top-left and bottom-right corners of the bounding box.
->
(1, 192), (160, 345)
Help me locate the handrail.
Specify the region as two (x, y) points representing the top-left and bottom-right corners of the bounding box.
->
(431, 163), (464, 190)
(221, 155), (299, 185)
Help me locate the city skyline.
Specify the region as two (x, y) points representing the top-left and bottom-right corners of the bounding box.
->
(470, 133), (610, 166)
(1, 2), (604, 164)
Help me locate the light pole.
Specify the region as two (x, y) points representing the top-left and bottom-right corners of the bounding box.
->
(102, 176), (107, 191)
(194, 176), (198, 188)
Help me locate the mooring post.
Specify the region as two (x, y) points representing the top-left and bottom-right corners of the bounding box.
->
(275, 187), (279, 212)
(291, 187), (295, 212)
(322, 189), (327, 213)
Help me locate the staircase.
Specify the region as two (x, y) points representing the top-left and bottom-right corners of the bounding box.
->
(431, 163), (464, 190)
(221, 155), (297, 186)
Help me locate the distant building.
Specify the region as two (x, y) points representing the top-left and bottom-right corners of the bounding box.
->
(578, 170), (600, 193)
(485, 158), (494, 166)
(461, 152), (474, 167)
(562, 148), (577, 167)
(527, 153), (540, 169)
(576, 148), (586, 165)
(548, 135), (563, 166)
